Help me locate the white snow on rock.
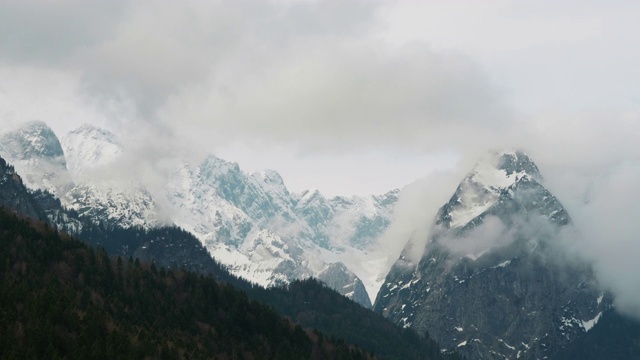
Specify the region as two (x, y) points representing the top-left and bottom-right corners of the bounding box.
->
(581, 312), (603, 332)
(61, 124), (122, 181)
(448, 151), (535, 229)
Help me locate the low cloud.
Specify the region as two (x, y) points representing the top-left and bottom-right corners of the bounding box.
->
(548, 161), (640, 319)
(377, 170), (462, 267)
(439, 216), (509, 258)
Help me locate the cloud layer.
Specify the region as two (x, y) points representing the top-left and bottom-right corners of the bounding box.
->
(0, 0), (513, 154)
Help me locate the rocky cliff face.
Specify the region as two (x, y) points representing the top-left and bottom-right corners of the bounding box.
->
(375, 151), (609, 359)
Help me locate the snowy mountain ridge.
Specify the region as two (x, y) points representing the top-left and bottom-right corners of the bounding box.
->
(0, 121), (400, 307)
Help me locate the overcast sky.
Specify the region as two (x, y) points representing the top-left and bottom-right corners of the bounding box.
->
(1, 0), (639, 197)
(1, 0), (639, 196)
(1, 0), (640, 317)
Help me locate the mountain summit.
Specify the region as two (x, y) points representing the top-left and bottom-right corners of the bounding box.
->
(436, 150), (560, 230)
(0, 121), (74, 196)
(375, 150), (607, 360)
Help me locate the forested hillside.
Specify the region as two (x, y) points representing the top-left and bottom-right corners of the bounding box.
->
(0, 208), (373, 359)
(251, 279), (464, 360)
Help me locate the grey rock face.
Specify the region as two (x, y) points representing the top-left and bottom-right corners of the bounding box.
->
(375, 151), (608, 360)
(318, 262), (372, 308)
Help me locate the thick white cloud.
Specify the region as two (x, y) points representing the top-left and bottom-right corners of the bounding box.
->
(0, 0), (511, 152)
(163, 39), (510, 153)
(545, 160), (640, 319)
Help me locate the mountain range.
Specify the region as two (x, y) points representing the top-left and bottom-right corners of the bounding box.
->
(0, 149), (459, 360)
(2, 121), (640, 359)
(0, 121), (405, 307)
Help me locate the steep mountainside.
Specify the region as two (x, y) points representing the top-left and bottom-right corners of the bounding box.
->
(375, 151), (610, 359)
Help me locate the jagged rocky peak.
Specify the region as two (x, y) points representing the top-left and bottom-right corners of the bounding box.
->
(495, 150), (541, 178)
(200, 154), (241, 177)
(295, 189), (333, 228)
(0, 121), (73, 196)
(375, 149), (606, 360)
(255, 169), (285, 185)
(251, 169), (292, 200)
(0, 120), (65, 160)
(376, 188), (400, 207)
(465, 150), (541, 192)
(438, 149), (560, 230)
(296, 189), (332, 212)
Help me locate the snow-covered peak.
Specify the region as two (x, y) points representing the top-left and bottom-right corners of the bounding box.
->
(495, 150), (541, 179)
(1, 120), (65, 160)
(68, 123), (121, 145)
(253, 169), (285, 187)
(200, 155), (240, 176)
(61, 124), (123, 179)
(469, 150), (540, 191)
(251, 169), (290, 198)
(0, 121), (73, 195)
(444, 150), (542, 229)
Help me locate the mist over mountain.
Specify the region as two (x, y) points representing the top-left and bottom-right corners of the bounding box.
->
(374, 151), (618, 359)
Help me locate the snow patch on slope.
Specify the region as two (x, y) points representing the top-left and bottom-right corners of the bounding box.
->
(581, 312), (603, 332)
